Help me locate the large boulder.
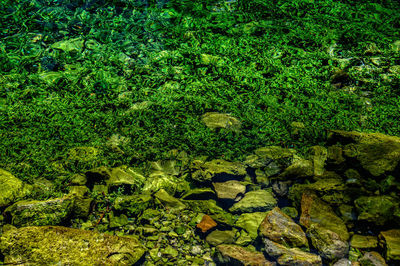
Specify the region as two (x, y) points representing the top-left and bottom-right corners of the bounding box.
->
(4, 197), (73, 227)
(0, 168), (31, 207)
(328, 130), (400, 176)
(263, 238), (322, 265)
(216, 244), (274, 266)
(379, 229), (400, 261)
(0, 226), (145, 265)
(354, 196), (399, 226)
(259, 207), (308, 248)
(229, 189), (277, 214)
(300, 191), (349, 241)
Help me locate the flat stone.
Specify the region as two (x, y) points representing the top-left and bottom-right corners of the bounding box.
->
(206, 230), (236, 246)
(379, 229), (400, 261)
(350, 235), (378, 249)
(300, 191), (349, 241)
(191, 159), (246, 183)
(264, 238), (322, 265)
(196, 214), (217, 233)
(213, 180), (246, 201)
(216, 244), (274, 266)
(0, 226), (145, 265)
(235, 212), (268, 239)
(154, 189), (186, 212)
(259, 207), (308, 248)
(229, 189), (277, 214)
(107, 166), (146, 194)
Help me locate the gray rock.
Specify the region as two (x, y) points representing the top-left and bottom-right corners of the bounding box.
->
(229, 189), (277, 214)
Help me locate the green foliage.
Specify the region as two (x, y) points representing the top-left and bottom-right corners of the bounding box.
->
(0, 0), (400, 191)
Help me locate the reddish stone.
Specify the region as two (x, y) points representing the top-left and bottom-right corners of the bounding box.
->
(196, 214), (217, 233)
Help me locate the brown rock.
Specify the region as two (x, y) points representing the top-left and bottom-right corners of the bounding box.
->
(259, 207), (308, 248)
(196, 214), (217, 233)
(216, 244), (274, 266)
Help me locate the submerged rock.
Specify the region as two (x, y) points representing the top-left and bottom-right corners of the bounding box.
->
(359, 251), (387, 266)
(259, 207), (308, 248)
(354, 195), (398, 226)
(350, 234), (378, 249)
(235, 212), (268, 239)
(0, 226), (145, 265)
(229, 189), (277, 214)
(201, 112), (241, 132)
(216, 244), (274, 266)
(4, 197), (73, 227)
(107, 166), (145, 194)
(213, 180), (246, 201)
(0, 168), (31, 207)
(196, 214), (217, 233)
(191, 159), (246, 183)
(328, 130), (400, 176)
(154, 189), (186, 212)
(206, 230), (236, 246)
(379, 229), (400, 261)
(300, 191), (349, 241)
(263, 238), (322, 265)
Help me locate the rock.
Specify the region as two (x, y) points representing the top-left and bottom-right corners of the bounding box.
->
(213, 180), (246, 201)
(0, 226), (145, 265)
(143, 160), (190, 195)
(354, 196), (398, 226)
(307, 223), (349, 260)
(263, 238), (322, 265)
(272, 181), (290, 197)
(85, 166), (112, 188)
(51, 37), (84, 52)
(235, 212), (268, 239)
(327, 145), (346, 165)
(191, 159), (246, 183)
(68, 186), (92, 219)
(338, 204), (357, 222)
(254, 146), (296, 161)
(328, 130), (400, 176)
(107, 166), (146, 194)
(69, 174), (87, 186)
(114, 194), (153, 217)
(236, 230), (253, 246)
(359, 251), (387, 266)
(196, 214), (217, 233)
(163, 245), (179, 258)
(350, 235), (378, 249)
(206, 230), (236, 246)
(379, 229), (400, 261)
(154, 189), (186, 212)
(216, 244), (274, 266)
(201, 112), (241, 132)
(109, 212), (129, 228)
(0, 168), (31, 207)
(259, 207), (308, 248)
(229, 189), (277, 214)
(309, 146), (328, 176)
(4, 197), (73, 227)
(300, 191), (349, 241)
(333, 258), (352, 266)
(186, 200), (235, 226)
(244, 154), (273, 168)
(279, 156), (313, 179)
(181, 188), (216, 200)
(281, 207), (298, 218)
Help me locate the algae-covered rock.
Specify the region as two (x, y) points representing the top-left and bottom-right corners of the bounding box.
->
(67, 186), (92, 219)
(213, 180), (246, 201)
(0, 168), (31, 207)
(300, 191), (349, 241)
(329, 130), (400, 176)
(359, 251), (387, 266)
(114, 194), (153, 216)
(354, 196), (398, 226)
(309, 146), (328, 176)
(0, 226), (145, 265)
(279, 156), (313, 179)
(181, 188), (215, 200)
(4, 197), (73, 227)
(51, 37), (84, 52)
(107, 166), (145, 194)
(229, 189), (277, 214)
(350, 235), (378, 249)
(191, 159), (246, 183)
(185, 200), (235, 226)
(201, 112), (241, 132)
(307, 224), (349, 260)
(154, 189), (186, 212)
(379, 229), (400, 261)
(235, 212), (268, 239)
(263, 238), (322, 265)
(216, 244), (274, 266)
(254, 146), (296, 161)
(259, 207), (308, 248)
(206, 230), (236, 246)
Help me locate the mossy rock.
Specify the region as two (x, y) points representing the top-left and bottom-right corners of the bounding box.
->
(185, 199), (235, 226)
(114, 194), (153, 217)
(0, 168), (32, 207)
(191, 159), (246, 183)
(201, 112), (241, 132)
(354, 195), (399, 226)
(0, 226), (145, 265)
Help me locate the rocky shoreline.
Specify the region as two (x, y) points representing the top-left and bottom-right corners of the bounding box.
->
(1, 129), (400, 265)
